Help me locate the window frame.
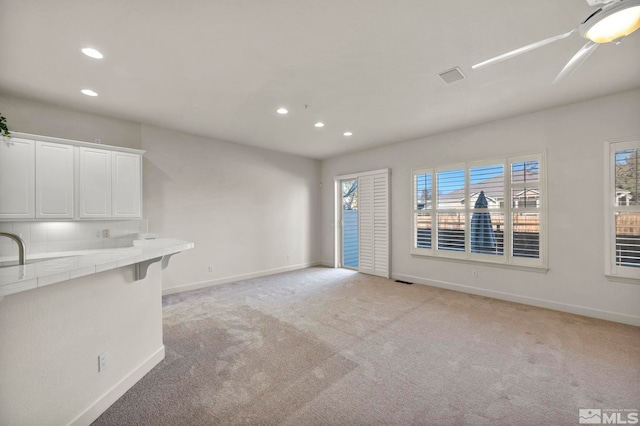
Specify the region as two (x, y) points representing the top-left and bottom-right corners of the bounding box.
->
(605, 137), (640, 281)
(468, 158), (507, 263)
(411, 151), (547, 270)
(435, 163), (467, 260)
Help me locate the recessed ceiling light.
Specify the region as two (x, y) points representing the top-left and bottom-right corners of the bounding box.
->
(277, 108), (288, 115)
(81, 89), (98, 97)
(81, 47), (103, 59)
(343, 131), (353, 136)
(314, 122), (325, 128)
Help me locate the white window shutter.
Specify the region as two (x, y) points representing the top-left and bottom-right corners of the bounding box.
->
(358, 170), (390, 278)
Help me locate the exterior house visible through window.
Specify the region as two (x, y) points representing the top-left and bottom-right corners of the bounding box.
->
(412, 152), (546, 269)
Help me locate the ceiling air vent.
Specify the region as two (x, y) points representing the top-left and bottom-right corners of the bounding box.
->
(438, 67), (465, 85)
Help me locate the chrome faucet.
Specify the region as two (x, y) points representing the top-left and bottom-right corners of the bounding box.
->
(0, 232), (26, 265)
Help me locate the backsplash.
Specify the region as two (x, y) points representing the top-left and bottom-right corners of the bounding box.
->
(0, 219), (148, 257)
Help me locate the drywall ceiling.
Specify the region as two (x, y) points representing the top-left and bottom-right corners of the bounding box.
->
(1, 0), (639, 159)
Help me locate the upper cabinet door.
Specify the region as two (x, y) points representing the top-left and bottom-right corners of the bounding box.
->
(112, 152), (142, 218)
(78, 147), (112, 218)
(1, 133), (144, 221)
(0, 138), (35, 219)
(35, 141), (74, 218)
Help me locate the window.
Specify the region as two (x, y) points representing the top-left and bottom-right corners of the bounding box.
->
(605, 138), (640, 279)
(412, 152), (546, 269)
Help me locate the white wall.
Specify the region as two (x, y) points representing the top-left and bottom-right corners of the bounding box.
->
(321, 89), (640, 326)
(141, 124), (322, 293)
(0, 92), (142, 149)
(5, 88), (638, 324)
(0, 265), (164, 426)
(1, 93), (323, 293)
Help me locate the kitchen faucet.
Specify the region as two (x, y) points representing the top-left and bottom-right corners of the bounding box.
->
(0, 232), (26, 265)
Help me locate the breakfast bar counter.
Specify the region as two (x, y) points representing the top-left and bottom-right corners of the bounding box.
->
(0, 238), (194, 297)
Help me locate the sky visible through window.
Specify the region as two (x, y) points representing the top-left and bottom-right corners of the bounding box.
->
(415, 173), (432, 207)
(416, 161), (539, 207)
(438, 169), (464, 195)
(416, 166), (505, 200)
(616, 149), (637, 165)
(615, 149), (639, 205)
(413, 155), (544, 265)
(512, 161), (539, 183)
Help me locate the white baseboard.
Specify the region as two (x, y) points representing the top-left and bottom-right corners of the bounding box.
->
(67, 345), (165, 426)
(163, 261), (323, 295)
(392, 272), (640, 327)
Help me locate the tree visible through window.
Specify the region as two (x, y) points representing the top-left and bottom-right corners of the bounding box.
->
(342, 179), (358, 268)
(608, 143), (640, 277)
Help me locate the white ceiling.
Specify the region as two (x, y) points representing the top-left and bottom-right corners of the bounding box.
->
(1, 0), (639, 159)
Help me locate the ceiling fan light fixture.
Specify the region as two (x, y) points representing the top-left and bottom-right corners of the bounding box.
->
(581, 1), (640, 43)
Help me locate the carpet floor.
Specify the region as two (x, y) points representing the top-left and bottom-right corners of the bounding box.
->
(93, 267), (640, 425)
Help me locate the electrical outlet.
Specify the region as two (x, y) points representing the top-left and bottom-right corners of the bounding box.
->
(98, 352), (108, 372)
(102, 229), (110, 238)
(96, 230), (101, 238)
(208, 265), (214, 273)
(472, 270), (478, 278)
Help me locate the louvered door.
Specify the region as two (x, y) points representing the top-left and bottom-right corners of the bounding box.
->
(358, 169), (390, 278)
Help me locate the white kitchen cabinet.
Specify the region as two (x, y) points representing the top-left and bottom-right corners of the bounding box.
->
(78, 147), (112, 218)
(78, 147), (142, 219)
(1, 133), (144, 220)
(112, 151), (142, 218)
(0, 138), (35, 219)
(35, 141), (74, 218)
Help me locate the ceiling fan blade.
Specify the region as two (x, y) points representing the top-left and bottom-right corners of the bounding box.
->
(552, 41), (599, 83)
(472, 30), (574, 70)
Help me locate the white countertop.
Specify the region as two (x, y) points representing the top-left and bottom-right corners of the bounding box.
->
(0, 239), (194, 297)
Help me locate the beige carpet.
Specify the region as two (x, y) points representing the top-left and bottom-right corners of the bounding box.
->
(93, 267), (640, 425)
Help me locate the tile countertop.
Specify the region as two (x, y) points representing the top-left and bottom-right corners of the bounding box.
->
(0, 239), (194, 297)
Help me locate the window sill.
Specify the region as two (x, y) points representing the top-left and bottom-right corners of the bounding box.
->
(605, 274), (640, 284)
(411, 252), (549, 273)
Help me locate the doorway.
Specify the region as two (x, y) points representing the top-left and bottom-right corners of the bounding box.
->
(341, 179), (358, 269)
(335, 169), (390, 278)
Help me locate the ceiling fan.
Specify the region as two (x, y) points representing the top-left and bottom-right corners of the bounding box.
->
(472, 0), (640, 83)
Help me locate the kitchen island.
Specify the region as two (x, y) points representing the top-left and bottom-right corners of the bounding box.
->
(0, 238), (194, 426)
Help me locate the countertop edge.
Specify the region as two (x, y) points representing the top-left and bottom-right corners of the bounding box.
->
(0, 239), (194, 297)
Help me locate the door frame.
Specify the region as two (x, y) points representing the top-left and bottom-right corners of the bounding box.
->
(334, 168), (389, 271)
(336, 176), (359, 270)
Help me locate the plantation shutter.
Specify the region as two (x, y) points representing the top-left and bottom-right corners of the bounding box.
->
(606, 139), (640, 279)
(358, 169), (390, 278)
